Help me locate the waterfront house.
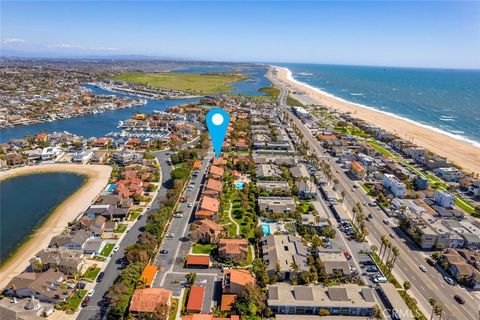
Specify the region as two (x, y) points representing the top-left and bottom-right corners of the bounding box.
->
(41, 147), (63, 161)
(5, 269), (73, 304)
(0, 296), (54, 319)
(30, 248), (86, 275)
(72, 149), (93, 163)
(49, 229), (91, 251)
(218, 239), (249, 262)
(5, 152), (24, 166)
(129, 288), (172, 316)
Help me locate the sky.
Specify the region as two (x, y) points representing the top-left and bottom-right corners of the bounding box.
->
(1, 1), (479, 68)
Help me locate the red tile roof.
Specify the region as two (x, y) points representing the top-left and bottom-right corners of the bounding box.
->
(129, 288), (172, 313)
(186, 286), (205, 312)
(206, 179), (223, 193)
(186, 255), (210, 266)
(218, 239), (248, 256)
(209, 165), (224, 177)
(200, 196), (220, 213)
(140, 265), (158, 288)
(225, 269), (255, 286)
(220, 294), (237, 311)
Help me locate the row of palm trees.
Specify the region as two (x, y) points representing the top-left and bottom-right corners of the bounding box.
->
(352, 202), (369, 241)
(379, 235), (400, 277)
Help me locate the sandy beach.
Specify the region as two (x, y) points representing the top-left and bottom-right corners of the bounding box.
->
(0, 164), (112, 290)
(271, 66), (480, 176)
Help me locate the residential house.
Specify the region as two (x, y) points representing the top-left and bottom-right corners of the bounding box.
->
(30, 248), (86, 275)
(267, 283), (376, 316)
(0, 296), (53, 319)
(72, 149), (93, 163)
(434, 190), (455, 208)
(258, 197), (296, 214)
(5, 269), (73, 304)
(129, 288), (172, 315)
(296, 180), (317, 199)
(194, 220), (224, 243)
(197, 196), (220, 219)
(318, 251), (351, 276)
(290, 165), (310, 180)
(382, 174), (406, 198)
(256, 164), (282, 179)
(218, 239), (249, 262)
(257, 181), (290, 195)
(261, 235), (308, 280)
(186, 286), (205, 314)
(209, 166), (224, 179)
(350, 161), (366, 180)
(185, 255), (211, 269)
(49, 230), (91, 251)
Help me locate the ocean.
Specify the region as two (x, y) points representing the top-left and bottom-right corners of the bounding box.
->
(278, 63), (480, 145)
(0, 172), (86, 263)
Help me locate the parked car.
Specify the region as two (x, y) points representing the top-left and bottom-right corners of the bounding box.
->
(426, 257), (435, 266)
(389, 233), (396, 238)
(160, 249), (168, 254)
(81, 296), (91, 307)
(188, 202), (193, 207)
(96, 272), (105, 283)
(368, 213), (373, 219)
(454, 294), (465, 304)
(77, 281), (86, 289)
(87, 289), (95, 297)
(444, 276), (455, 285)
(372, 275), (387, 283)
(419, 265), (427, 272)
(366, 266), (378, 272)
(113, 246), (119, 253)
(383, 219), (389, 225)
(166, 233), (174, 238)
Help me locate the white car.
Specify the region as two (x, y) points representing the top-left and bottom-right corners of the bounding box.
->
(166, 233), (174, 238)
(372, 276), (387, 283)
(419, 265), (427, 273)
(188, 202), (193, 207)
(87, 289), (95, 297)
(113, 246), (119, 253)
(444, 276), (455, 285)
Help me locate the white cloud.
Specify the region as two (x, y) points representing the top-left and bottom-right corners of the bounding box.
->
(1, 38), (27, 44)
(89, 46), (119, 51)
(49, 43), (84, 49)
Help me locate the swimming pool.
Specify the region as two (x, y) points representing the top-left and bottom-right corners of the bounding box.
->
(261, 223), (271, 235)
(235, 181), (245, 189)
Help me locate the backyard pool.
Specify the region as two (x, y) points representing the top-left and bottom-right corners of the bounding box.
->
(261, 223), (271, 236)
(235, 181), (245, 189)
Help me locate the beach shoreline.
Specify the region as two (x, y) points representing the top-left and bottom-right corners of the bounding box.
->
(271, 66), (480, 176)
(0, 164), (112, 290)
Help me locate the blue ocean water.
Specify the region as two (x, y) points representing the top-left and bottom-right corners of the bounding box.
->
(279, 63), (480, 144)
(0, 173), (86, 263)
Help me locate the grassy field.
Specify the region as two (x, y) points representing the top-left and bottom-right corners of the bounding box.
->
(258, 86), (304, 106)
(192, 243), (216, 255)
(112, 72), (246, 95)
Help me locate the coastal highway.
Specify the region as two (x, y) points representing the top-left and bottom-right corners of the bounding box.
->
(271, 74), (479, 320)
(78, 150), (174, 320)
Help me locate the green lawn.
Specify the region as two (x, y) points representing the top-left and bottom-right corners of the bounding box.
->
(367, 140), (395, 158)
(114, 224), (128, 233)
(112, 72), (247, 95)
(100, 243), (115, 257)
(128, 208), (143, 221)
(81, 267), (101, 282)
(169, 298), (179, 320)
(192, 243), (216, 255)
(63, 289), (87, 311)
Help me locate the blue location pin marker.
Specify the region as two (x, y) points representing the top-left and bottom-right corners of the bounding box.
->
(206, 108), (230, 158)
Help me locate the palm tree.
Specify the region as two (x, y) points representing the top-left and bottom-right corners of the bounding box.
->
(434, 304), (443, 320)
(381, 239), (390, 263)
(379, 236), (387, 258)
(428, 298), (437, 320)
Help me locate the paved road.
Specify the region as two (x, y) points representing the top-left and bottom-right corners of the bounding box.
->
(271, 73), (479, 320)
(78, 150), (173, 320)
